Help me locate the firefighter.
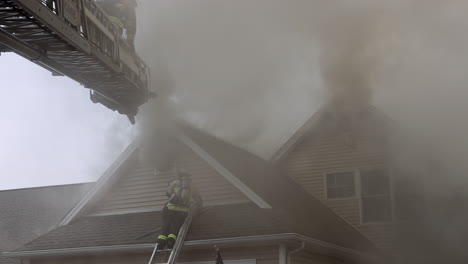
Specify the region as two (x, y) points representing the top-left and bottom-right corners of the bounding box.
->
(116, 0), (137, 50)
(156, 172), (202, 250)
(96, 0), (137, 50)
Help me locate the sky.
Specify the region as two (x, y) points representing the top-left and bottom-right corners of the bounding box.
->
(0, 53), (134, 190)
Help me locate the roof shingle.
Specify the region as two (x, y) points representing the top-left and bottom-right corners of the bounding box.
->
(17, 203), (290, 251)
(0, 183), (92, 264)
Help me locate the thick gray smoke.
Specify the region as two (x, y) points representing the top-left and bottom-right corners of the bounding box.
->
(373, 1), (468, 185)
(136, 0), (324, 158)
(135, 1), (468, 262)
(136, 0), (468, 166)
(315, 2), (468, 262)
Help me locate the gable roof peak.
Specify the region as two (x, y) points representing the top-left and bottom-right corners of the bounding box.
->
(270, 104), (392, 163)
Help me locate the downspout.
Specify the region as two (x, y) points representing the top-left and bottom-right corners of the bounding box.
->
(287, 241), (305, 264)
(279, 244), (287, 264)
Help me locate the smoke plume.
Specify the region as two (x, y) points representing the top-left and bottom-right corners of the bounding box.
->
(136, 0), (324, 158)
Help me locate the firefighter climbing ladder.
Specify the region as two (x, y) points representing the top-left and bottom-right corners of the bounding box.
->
(0, 0), (154, 123)
(148, 213), (193, 264)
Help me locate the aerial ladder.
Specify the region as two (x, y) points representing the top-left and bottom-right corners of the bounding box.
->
(0, 0), (155, 123)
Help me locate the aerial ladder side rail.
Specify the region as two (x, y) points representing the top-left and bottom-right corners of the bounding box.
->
(0, 0), (154, 122)
(148, 213), (194, 264)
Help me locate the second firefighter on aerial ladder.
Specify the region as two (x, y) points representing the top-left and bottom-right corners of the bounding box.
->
(96, 0), (137, 50)
(157, 172), (202, 250)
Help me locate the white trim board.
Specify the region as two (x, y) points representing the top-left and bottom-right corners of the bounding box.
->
(270, 108), (323, 163)
(179, 133), (272, 209)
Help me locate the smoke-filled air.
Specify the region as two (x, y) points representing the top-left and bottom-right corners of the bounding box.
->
(136, 0), (468, 184)
(135, 1), (468, 263)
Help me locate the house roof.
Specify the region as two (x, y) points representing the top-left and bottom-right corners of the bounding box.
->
(14, 203), (289, 252)
(10, 125), (376, 257)
(180, 125), (375, 251)
(0, 183), (92, 264)
(270, 105), (394, 163)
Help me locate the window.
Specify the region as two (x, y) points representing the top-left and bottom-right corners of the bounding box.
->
(326, 171), (356, 199)
(360, 169), (392, 223)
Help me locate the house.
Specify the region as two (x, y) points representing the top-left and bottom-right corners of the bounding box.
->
(3, 120), (383, 264)
(0, 183), (92, 264)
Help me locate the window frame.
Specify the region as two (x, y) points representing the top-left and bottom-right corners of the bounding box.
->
(324, 170), (358, 201)
(358, 168), (395, 225)
(323, 167), (422, 225)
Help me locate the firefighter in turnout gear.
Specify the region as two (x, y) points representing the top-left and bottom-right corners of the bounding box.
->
(156, 172), (202, 250)
(96, 0), (137, 50)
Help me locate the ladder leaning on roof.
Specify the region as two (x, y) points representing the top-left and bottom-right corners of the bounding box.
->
(148, 212), (193, 264)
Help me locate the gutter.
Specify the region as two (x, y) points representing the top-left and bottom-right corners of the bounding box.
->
(3, 233), (373, 261)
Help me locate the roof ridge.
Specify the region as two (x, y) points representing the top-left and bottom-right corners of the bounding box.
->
(177, 122), (266, 160)
(270, 104), (391, 163)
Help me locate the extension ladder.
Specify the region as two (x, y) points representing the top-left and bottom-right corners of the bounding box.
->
(148, 213), (193, 264)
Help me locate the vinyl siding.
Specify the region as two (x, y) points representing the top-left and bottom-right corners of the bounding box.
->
(31, 246), (278, 264)
(358, 223), (394, 250)
(284, 128), (393, 249)
(291, 250), (346, 264)
(91, 143), (249, 215)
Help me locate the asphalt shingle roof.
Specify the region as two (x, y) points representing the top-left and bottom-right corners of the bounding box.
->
(18, 203), (290, 251)
(0, 183), (92, 264)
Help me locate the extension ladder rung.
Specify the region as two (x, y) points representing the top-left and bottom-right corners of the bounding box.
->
(148, 213), (193, 264)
